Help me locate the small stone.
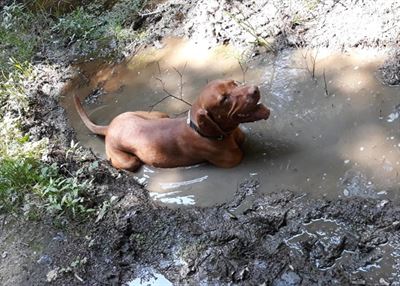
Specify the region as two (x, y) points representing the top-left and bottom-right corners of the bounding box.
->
(379, 278), (390, 286)
(41, 83), (52, 95)
(53, 232), (67, 242)
(37, 255), (53, 266)
(378, 200), (389, 208)
(1, 252), (8, 259)
(274, 271), (302, 286)
(343, 189), (350, 196)
(46, 269), (58, 282)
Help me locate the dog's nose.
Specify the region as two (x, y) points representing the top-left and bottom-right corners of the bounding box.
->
(249, 86), (259, 94)
(248, 86), (260, 99)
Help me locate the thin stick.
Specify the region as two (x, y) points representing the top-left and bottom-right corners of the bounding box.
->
(310, 49), (318, 79)
(148, 77), (191, 112)
(172, 62), (187, 100)
(149, 62), (192, 111)
(148, 95), (171, 111)
(156, 61), (162, 76)
(154, 77), (191, 105)
(238, 60), (249, 83)
(323, 69), (329, 96)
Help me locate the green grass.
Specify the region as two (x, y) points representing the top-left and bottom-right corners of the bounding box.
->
(0, 60), (94, 218)
(0, 1), (148, 68)
(226, 10), (274, 52)
(0, 4), (40, 72)
(0, 158), (94, 217)
(51, 0), (147, 54)
(0, 1), (150, 219)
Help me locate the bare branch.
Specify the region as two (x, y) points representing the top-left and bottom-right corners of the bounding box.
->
(323, 69), (329, 96)
(156, 61), (162, 76)
(148, 95), (171, 112)
(172, 62), (187, 100)
(148, 77), (191, 112)
(238, 60), (249, 83)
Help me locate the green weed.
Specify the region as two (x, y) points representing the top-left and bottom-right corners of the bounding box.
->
(0, 1), (151, 220)
(226, 10), (274, 52)
(0, 3), (38, 70)
(52, 6), (100, 41)
(303, 0), (320, 11)
(0, 58), (93, 219)
(52, 0), (147, 52)
(0, 157), (94, 217)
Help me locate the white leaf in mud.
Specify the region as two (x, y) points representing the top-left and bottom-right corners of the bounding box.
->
(387, 112), (399, 122)
(46, 269), (59, 282)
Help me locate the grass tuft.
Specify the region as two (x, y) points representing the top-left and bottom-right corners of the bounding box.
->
(0, 158), (94, 217)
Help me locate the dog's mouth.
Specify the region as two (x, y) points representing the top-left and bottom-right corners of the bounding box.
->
(235, 101), (270, 123)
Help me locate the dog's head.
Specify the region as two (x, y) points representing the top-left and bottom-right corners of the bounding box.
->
(191, 79), (270, 137)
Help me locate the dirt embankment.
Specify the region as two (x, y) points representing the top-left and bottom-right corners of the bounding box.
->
(3, 179), (400, 285)
(1, 0), (400, 285)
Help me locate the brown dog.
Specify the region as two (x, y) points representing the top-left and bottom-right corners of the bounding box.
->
(74, 79), (270, 171)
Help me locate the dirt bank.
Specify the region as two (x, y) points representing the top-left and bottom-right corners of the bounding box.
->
(3, 180), (399, 285)
(140, 0), (400, 50)
(1, 0), (400, 285)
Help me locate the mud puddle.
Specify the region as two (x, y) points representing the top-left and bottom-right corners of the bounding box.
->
(62, 38), (400, 207)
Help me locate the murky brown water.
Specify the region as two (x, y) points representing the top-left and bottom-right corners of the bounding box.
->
(62, 38), (400, 207)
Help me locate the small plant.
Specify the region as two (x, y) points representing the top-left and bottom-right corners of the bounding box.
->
(0, 58), (32, 117)
(53, 6), (100, 42)
(34, 163), (94, 217)
(303, 0), (320, 11)
(0, 157), (94, 217)
(0, 3), (38, 70)
(226, 10), (274, 52)
(0, 57), (93, 218)
(52, 0), (147, 49)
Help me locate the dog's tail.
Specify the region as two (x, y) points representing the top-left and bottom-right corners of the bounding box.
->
(73, 94), (108, 136)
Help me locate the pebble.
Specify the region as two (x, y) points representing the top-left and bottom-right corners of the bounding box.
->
(379, 278), (390, 286)
(46, 269), (58, 282)
(37, 255), (53, 266)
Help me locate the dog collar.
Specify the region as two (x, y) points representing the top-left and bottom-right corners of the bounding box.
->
(187, 110), (225, 141)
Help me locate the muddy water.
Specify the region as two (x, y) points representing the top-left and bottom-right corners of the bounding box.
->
(62, 38), (400, 207)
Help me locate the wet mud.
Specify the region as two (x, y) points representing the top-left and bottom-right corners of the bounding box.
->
(82, 181), (400, 285)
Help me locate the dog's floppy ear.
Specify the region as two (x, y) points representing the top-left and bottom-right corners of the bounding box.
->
(195, 108), (210, 130)
(195, 108), (226, 137)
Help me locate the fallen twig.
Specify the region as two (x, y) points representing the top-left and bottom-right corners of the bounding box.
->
(238, 60), (249, 83)
(148, 63), (191, 111)
(323, 69), (329, 96)
(172, 62), (187, 100)
(309, 49), (318, 79)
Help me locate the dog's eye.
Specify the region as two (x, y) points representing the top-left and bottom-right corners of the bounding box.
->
(219, 94), (228, 104)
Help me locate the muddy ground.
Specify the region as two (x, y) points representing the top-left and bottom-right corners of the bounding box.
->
(1, 0), (400, 285)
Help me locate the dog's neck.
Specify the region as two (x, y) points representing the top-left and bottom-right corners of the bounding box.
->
(187, 110), (231, 141)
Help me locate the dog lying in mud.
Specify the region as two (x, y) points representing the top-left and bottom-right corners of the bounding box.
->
(74, 80), (270, 171)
